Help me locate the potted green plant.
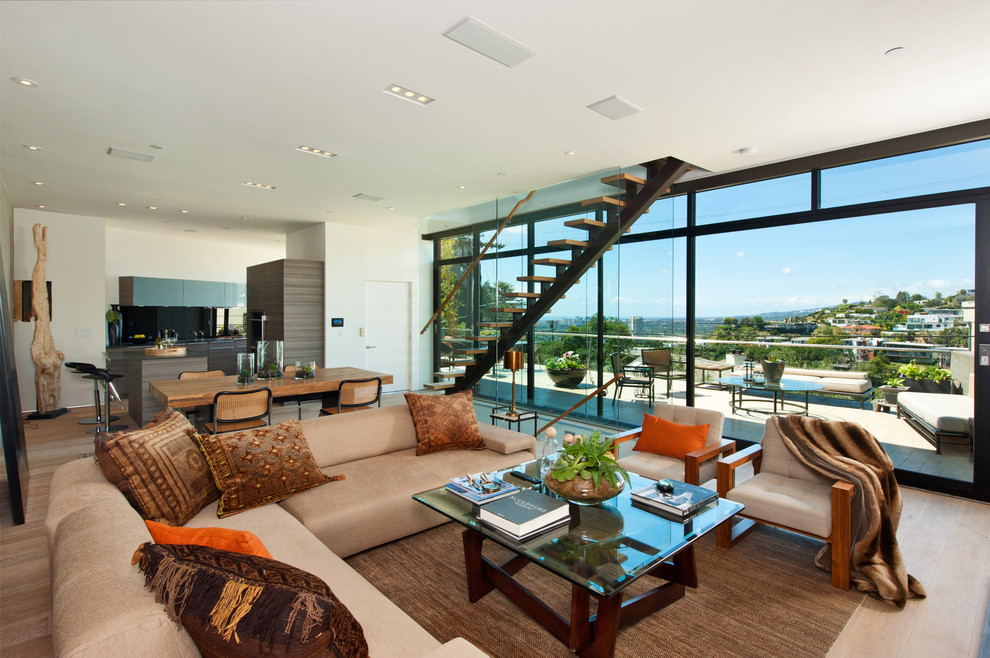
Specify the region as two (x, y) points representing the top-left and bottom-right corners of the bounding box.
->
(105, 307), (122, 346)
(879, 376), (908, 405)
(545, 351), (587, 388)
(761, 355), (786, 386)
(544, 431), (629, 505)
(897, 360), (953, 393)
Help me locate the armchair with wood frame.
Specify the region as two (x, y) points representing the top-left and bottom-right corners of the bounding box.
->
(716, 418), (855, 590)
(610, 403), (735, 485)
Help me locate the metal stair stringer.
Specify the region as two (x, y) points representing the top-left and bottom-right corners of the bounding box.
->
(450, 156), (691, 394)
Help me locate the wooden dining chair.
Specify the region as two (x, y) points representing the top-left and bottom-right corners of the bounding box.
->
(319, 377), (382, 416)
(177, 369), (226, 423)
(201, 388), (272, 434)
(178, 369), (225, 380)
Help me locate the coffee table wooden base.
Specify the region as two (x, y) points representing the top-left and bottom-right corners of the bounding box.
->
(462, 529), (697, 658)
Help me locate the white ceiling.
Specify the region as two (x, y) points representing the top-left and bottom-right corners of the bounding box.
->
(2, 1), (989, 245)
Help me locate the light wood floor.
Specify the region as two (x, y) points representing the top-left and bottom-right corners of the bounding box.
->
(1, 399), (988, 657)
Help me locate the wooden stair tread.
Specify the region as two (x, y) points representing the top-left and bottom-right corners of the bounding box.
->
(441, 358), (476, 366)
(601, 172), (647, 186)
(532, 257), (571, 266)
(465, 335), (500, 341)
(434, 371), (466, 378)
(423, 382), (455, 390)
(504, 292), (541, 298)
(581, 196), (626, 207)
(546, 239), (588, 248)
(564, 218), (607, 230)
(493, 307), (526, 313)
(453, 348), (488, 354)
(517, 276), (555, 283)
(477, 322), (512, 328)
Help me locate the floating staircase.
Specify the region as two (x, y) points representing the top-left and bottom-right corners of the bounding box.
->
(427, 157), (691, 393)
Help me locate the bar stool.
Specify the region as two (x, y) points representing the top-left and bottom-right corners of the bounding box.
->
(64, 362), (125, 433)
(90, 368), (127, 433)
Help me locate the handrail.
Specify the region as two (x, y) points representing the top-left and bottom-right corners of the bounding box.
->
(536, 374), (620, 436)
(420, 190), (535, 335)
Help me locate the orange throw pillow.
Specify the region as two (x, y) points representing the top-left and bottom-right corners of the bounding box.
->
(632, 414), (709, 461)
(145, 520), (272, 559)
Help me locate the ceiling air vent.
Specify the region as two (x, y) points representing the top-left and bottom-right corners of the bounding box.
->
(587, 95), (643, 121)
(107, 147), (157, 163)
(353, 193), (384, 202)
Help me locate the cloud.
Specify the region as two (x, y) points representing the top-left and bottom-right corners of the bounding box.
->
(780, 266), (793, 275)
(736, 251), (745, 258)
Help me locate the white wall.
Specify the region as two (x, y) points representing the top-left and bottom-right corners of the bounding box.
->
(286, 224), (326, 261)
(322, 223), (425, 389)
(13, 209), (106, 411)
(105, 227), (284, 303)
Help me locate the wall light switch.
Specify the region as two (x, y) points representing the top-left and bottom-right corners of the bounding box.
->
(980, 323), (990, 333)
(980, 344), (990, 366)
(359, 328), (365, 337)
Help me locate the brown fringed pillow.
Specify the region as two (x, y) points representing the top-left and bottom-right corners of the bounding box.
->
(195, 421), (335, 518)
(404, 390), (485, 456)
(95, 407), (219, 526)
(133, 542), (369, 658)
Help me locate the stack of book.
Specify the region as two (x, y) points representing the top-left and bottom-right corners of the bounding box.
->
(445, 475), (519, 504)
(478, 489), (571, 541)
(630, 480), (718, 520)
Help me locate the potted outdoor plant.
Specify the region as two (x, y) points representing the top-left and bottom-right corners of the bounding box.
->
(879, 376), (908, 405)
(544, 431), (629, 505)
(761, 355), (786, 386)
(545, 351), (587, 388)
(898, 360), (953, 394)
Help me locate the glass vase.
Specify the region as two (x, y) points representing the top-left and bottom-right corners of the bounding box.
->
(236, 353), (255, 384)
(256, 340), (283, 379)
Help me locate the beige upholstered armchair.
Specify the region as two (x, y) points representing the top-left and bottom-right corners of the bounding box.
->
(611, 403), (734, 485)
(716, 418), (854, 590)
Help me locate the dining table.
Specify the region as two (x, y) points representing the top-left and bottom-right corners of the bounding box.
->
(148, 366), (394, 414)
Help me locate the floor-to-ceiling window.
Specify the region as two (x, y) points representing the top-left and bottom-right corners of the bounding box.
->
(427, 133), (989, 500)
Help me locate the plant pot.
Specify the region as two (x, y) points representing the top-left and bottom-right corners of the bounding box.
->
(544, 471), (624, 506)
(880, 385), (908, 405)
(922, 379), (951, 394)
(547, 367), (587, 388)
(762, 360), (785, 386)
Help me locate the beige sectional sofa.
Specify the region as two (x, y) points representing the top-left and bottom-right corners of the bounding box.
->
(46, 403), (537, 657)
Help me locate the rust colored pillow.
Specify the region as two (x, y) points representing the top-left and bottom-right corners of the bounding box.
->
(95, 407), (219, 526)
(145, 520), (272, 559)
(134, 542), (369, 658)
(196, 421), (334, 518)
(404, 390), (486, 455)
(633, 414), (709, 461)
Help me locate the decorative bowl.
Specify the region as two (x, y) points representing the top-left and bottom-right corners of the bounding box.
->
(543, 472), (624, 506)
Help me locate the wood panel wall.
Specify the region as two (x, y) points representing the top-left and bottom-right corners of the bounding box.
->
(247, 259), (324, 368)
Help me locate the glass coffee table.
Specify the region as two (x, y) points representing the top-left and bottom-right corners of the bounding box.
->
(413, 461), (743, 658)
(717, 375), (825, 416)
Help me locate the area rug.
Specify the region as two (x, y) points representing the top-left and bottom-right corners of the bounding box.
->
(346, 522), (864, 658)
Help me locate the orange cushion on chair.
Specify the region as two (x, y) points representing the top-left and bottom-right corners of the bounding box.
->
(633, 413), (709, 461)
(145, 520), (272, 559)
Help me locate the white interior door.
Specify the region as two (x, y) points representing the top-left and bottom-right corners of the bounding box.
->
(364, 281), (411, 393)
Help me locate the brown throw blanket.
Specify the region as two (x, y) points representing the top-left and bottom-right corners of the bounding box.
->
(772, 415), (925, 607)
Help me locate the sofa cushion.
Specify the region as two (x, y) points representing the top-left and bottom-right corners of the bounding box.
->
(196, 420), (334, 518)
(145, 520), (272, 559)
(818, 377), (871, 394)
(299, 405), (421, 469)
(633, 414), (708, 460)
(404, 390), (486, 455)
(95, 407), (218, 526)
(898, 392), (974, 433)
(784, 367), (868, 381)
(134, 542), (369, 658)
(618, 452), (690, 483)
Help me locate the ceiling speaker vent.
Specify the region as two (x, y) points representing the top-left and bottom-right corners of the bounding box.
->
(107, 147), (157, 163)
(353, 193), (384, 202)
(587, 95), (643, 121)
(443, 16), (537, 68)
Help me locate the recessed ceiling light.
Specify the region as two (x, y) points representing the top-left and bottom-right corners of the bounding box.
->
(387, 207), (395, 211)
(23, 144), (42, 151)
(242, 181), (276, 190)
(496, 172), (506, 177)
(443, 16), (537, 68)
(353, 193), (384, 202)
(733, 146), (758, 156)
(180, 209), (189, 214)
(107, 147), (157, 163)
(11, 77), (38, 87)
(458, 185), (466, 190)
(884, 46), (905, 56)
(36, 205), (45, 209)
(587, 95), (642, 121)
(241, 217), (251, 221)
(296, 145), (337, 158)
(116, 202), (126, 206)
(183, 229), (197, 233)
(384, 84), (434, 106)
(32, 181), (44, 186)
(564, 151), (578, 156)
(148, 206), (158, 210)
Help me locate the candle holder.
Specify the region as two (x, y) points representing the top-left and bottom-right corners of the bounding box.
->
(503, 350), (524, 418)
(743, 359), (755, 382)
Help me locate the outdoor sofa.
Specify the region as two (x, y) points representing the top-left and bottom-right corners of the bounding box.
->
(756, 366), (873, 408)
(46, 401), (537, 657)
(897, 377), (975, 454)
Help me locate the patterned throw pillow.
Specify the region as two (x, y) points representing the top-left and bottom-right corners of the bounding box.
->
(196, 421), (334, 518)
(404, 390), (486, 456)
(95, 407), (219, 526)
(134, 542), (369, 658)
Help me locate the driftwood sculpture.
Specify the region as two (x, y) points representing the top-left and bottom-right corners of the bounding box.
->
(29, 224), (64, 413)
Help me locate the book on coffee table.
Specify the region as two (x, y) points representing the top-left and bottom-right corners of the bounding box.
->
(482, 515), (571, 543)
(446, 476), (519, 504)
(630, 481), (717, 519)
(478, 488), (570, 538)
